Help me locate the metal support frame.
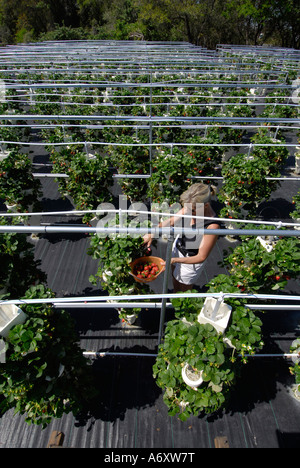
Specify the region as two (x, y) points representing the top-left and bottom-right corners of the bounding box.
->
(1, 40), (299, 361)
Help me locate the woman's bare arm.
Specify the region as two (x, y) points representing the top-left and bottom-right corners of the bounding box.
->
(143, 207), (186, 247)
(171, 223), (220, 265)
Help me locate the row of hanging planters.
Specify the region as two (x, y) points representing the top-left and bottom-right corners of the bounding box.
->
(291, 187), (300, 226)
(25, 78), (298, 118)
(48, 145), (113, 224)
(0, 62), (299, 424)
(218, 128), (290, 220)
(289, 183), (300, 401)
(85, 121), (299, 419)
(0, 149), (41, 213)
(0, 125), (100, 426)
(0, 216), (99, 428)
(26, 81), (297, 220)
(153, 224), (300, 420)
(150, 120), (299, 418)
(0, 123), (102, 428)
(43, 125), (291, 215)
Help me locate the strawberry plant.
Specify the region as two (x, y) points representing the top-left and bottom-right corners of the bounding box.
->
(0, 216), (47, 298)
(219, 152), (283, 219)
(50, 147), (113, 223)
(147, 146), (194, 204)
(0, 150), (41, 211)
(153, 319), (236, 421)
(152, 289), (264, 420)
(106, 135), (150, 202)
(147, 139), (220, 205)
(250, 129), (289, 166)
(88, 221), (154, 322)
(289, 338), (300, 400)
(212, 225), (300, 294)
(0, 285), (98, 428)
(291, 188), (300, 221)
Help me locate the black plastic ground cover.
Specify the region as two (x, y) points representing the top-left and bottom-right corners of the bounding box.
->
(0, 150), (300, 449)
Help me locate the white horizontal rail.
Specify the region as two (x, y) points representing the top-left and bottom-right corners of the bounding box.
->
(3, 226), (299, 236)
(2, 292), (300, 306)
(30, 173), (300, 182)
(52, 302), (300, 311)
(4, 82), (298, 90)
(7, 91), (298, 101)
(1, 114), (299, 123)
(83, 351), (158, 358)
(53, 302), (173, 309)
(12, 98), (300, 109)
(81, 351), (300, 359)
(1, 123), (299, 131)
(1, 208), (299, 229)
(1, 66), (294, 75)
(1, 140), (300, 148)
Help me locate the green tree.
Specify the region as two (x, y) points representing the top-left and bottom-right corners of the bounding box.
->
(269, 0), (300, 48)
(133, 0), (205, 44)
(76, 0), (108, 28)
(223, 0), (300, 48)
(0, 0), (299, 48)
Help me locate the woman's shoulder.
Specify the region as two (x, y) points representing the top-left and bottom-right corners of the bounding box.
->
(204, 219), (224, 229)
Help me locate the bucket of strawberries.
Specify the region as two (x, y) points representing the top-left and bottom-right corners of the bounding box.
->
(130, 256), (166, 283)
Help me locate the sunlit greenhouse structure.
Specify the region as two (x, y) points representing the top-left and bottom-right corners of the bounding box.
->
(0, 40), (300, 448)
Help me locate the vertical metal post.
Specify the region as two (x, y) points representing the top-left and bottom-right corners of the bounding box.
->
(157, 233), (174, 346)
(149, 70), (153, 177)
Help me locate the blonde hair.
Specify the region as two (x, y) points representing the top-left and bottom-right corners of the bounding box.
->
(180, 183), (217, 206)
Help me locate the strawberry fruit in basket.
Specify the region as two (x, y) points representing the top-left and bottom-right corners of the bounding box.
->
(130, 256), (165, 283)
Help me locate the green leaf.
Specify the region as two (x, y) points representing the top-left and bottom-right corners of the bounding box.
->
(36, 362), (47, 378)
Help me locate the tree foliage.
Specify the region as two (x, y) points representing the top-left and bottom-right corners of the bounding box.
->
(0, 0), (299, 48)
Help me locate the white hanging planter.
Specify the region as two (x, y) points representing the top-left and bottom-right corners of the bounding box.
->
(0, 304), (27, 339)
(102, 269), (113, 282)
(116, 303), (138, 325)
(257, 235), (278, 252)
(197, 296), (232, 334)
(85, 153), (96, 160)
(291, 338), (300, 365)
(289, 338), (300, 401)
(181, 363), (203, 389)
(294, 147), (300, 174)
(5, 203), (17, 212)
(225, 223), (237, 242)
(119, 310), (137, 325)
(89, 216), (99, 227)
(293, 218), (300, 231)
(0, 150), (9, 161)
(292, 384), (300, 401)
(225, 212), (238, 242)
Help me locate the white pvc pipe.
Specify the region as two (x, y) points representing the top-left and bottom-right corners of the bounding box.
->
(2, 140), (300, 148)
(2, 292), (300, 306)
(82, 351), (300, 359)
(53, 302), (172, 309)
(1, 114), (299, 124)
(0, 225), (298, 237)
(1, 208), (299, 230)
(30, 173), (300, 182)
(83, 351), (158, 358)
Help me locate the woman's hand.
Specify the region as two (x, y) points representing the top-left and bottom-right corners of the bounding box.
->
(143, 233), (153, 248)
(171, 257), (180, 265)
